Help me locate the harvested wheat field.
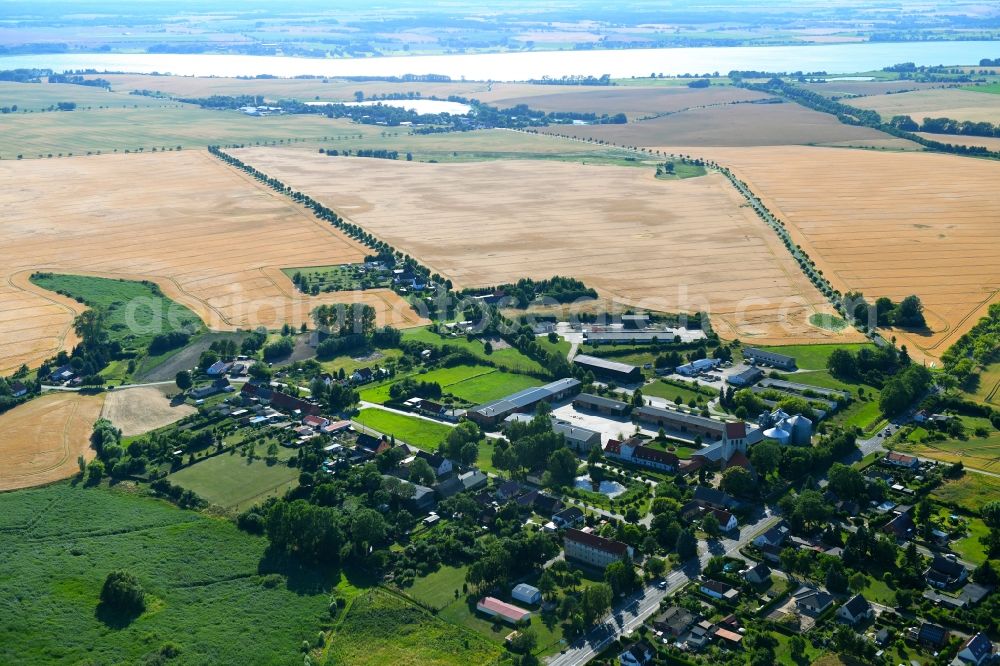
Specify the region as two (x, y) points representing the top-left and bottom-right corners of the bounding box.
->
(851, 88), (1000, 125)
(492, 86), (770, 120)
(101, 385), (196, 437)
(916, 132), (1000, 152)
(0, 150), (425, 373)
(668, 145), (1000, 362)
(537, 102), (911, 148)
(234, 146), (862, 345)
(0, 392), (105, 491)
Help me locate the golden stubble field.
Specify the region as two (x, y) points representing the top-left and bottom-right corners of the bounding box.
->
(537, 102), (912, 148)
(0, 392), (106, 491)
(234, 146), (862, 345)
(0, 150), (425, 373)
(101, 385), (196, 437)
(851, 88), (1000, 125)
(668, 145), (1000, 363)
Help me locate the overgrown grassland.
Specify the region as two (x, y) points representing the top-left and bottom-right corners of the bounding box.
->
(0, 483), (331, 666)
(402, 326), (546, 374)
(931, 472), (1000, 513)
(167, 448), (299, 511)
(323, 588), (502, 666)
(30, 273), (203, 349)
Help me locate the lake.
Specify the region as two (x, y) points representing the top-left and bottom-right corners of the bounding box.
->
(1, 41), (997, 81)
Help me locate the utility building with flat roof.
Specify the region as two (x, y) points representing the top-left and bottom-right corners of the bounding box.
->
(744, 347), (797, 371)
(573, 354), (642, 383)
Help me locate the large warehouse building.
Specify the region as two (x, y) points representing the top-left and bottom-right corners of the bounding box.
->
(573, 354), (643, 384)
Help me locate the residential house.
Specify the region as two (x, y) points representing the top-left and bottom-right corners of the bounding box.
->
(533, 493), (564, 517)
(302, 415), (330, 430)
(553, 507), (585, 529)
(837, 594), (873, 625)
(884, 452), (920, 470)
(883, 511), (916, 541)
(744, 562), (772, 586)
(652, 606), (697, 638)
(495, 480), (525, 502)
(433, 477), (464, 499)
(700, 580), (739, 602)
(618, 641), (654, 666)
(926, 554), (969, 589)
(916, 622), (950, 649)
(511, 583), (542, 605)
(793, 586), (834, 615)
(476, 597), (530, 624)
(458, 470), (487, 492)
(321, 420), (352, 435)
(351, 367), (375, 384)
(11, 381), (28, 398)
(414, 450), (453, 478)
(563, 528), (633, 568)
(206, 360), (230, 376)
(708, 508), (738, 532)
(693, 485), (741, 511)
(759, 543), (783, 564)
(753, 522), (790, 549)
(955, 633), (994, 666)
(685, 620), (715, 650)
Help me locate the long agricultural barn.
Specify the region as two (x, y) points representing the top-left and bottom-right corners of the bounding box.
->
(632, 405), (729, 440)
(573, 392), (630, 417)
(583, 330), (676, 344)
(467, 378), (581, 428)
(744, 347), (797, 371)
(572, 354), (643, 383)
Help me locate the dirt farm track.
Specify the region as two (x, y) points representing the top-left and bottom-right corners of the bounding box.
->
(0, 392), (106, 492)
(672, 145), (1000, 363)
(235, 146), (862, 345)
(0, 151), (425, 373)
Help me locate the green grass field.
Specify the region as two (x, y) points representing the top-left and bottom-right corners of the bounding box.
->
(323, 588), (502, 666)
(931, 472), (1000, 513)
(402, 326), (546, 375)
(354, 408), (454, 451)
(809, 312), (849, 332)
(642, 380), (712, 405)
(447, 370), (541, 403)
(0, 81), (177, 113)
(967, 83), (1000, 94)
(360, 364), (498, 403)
(29, 273), (203, 352)
(755, 343), (876, 371)
(167, 448), (300, 512)
(655, 160), (707, 179)
(965, 362), (1000, 406)
(405, 565), (469, 610)
(0, 483), (332, 665)
(897, 416), (1000, 473)
(0, 102), (629, 163)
